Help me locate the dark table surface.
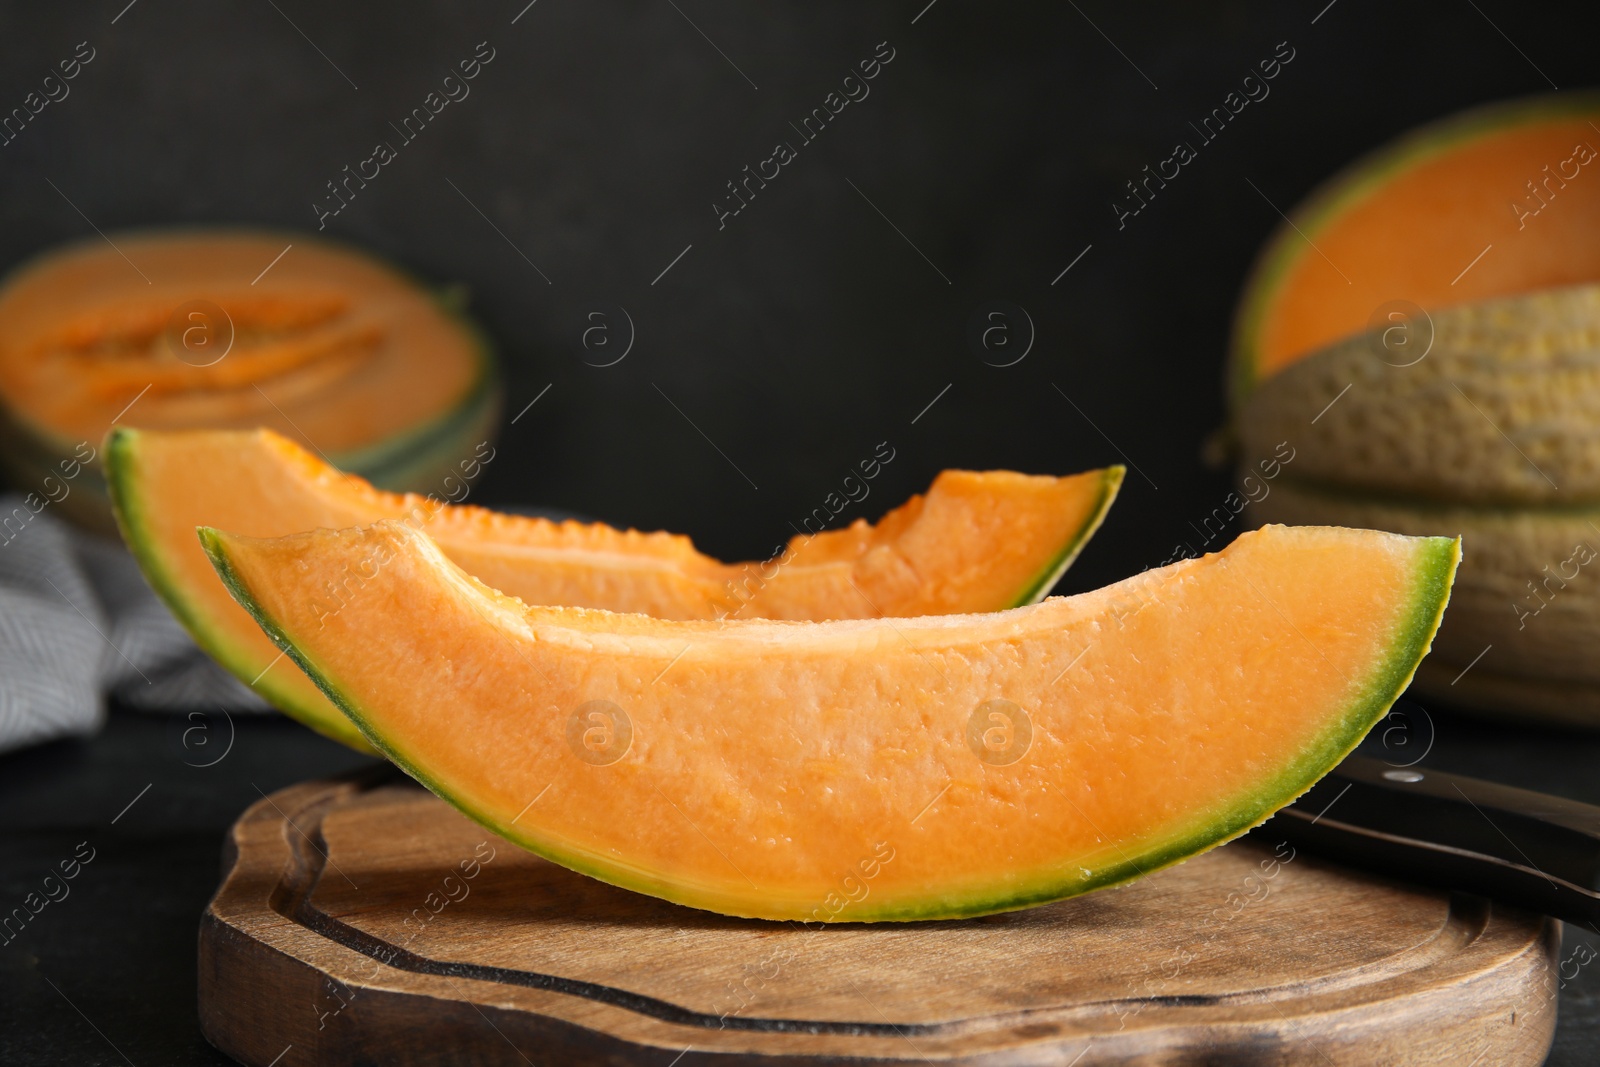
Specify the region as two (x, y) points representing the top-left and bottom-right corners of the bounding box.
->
(1, 702), (1597, 1065)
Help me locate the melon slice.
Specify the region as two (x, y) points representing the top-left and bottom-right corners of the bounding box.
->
(1230, 94), (1600, 406)
(199, 520), (1458, 921)
(0, 229), (499, 532)
(108, 427), (1123, 751)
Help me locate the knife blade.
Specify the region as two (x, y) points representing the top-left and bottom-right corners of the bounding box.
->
(1250, 753), (1600, 929)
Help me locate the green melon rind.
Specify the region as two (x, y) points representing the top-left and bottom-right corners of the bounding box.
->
(106, 428), (375, 752)
(1228, 91), (1600, 412)
(200, 524), (1460, 922)
(1007, 465), (1126, 608)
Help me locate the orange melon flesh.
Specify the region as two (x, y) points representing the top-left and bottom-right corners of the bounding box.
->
(1234, 96), (1600, 401)
(0, 231), (487, 453)
(200, 520), (1458, 920)
(107, 427), (1122, 751)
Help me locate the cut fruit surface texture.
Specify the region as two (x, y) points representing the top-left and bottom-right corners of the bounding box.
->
(202, 520), (1459, 921)
(109, 427), (1122, 750)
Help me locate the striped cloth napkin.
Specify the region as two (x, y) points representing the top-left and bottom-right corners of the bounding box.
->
(0, 494), (267, 755)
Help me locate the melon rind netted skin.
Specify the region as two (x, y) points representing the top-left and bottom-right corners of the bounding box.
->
(1240, 284), (1600, 507)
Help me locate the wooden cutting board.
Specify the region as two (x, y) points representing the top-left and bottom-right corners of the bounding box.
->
(199, 769), (1559, 1066)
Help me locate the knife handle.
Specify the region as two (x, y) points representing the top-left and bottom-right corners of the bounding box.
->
(1251, 754), (1600, 928)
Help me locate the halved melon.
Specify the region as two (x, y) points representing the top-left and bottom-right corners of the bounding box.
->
(200, 520), (1458, 921)
(108, 426), (1123, 750)
(0, 230), (499, 532)
(1230, 93), (1600, 407)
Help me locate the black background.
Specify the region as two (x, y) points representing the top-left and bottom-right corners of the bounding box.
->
(5, 0), (1592, 587)
(3, 1), (1600, 1063)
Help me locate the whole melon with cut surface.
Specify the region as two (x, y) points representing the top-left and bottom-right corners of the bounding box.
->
(200, 519), (1458, 921)
(108, 426), (1124, 751)
(0, 230), (500, 532)
(1230, 93), (1600, 410)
